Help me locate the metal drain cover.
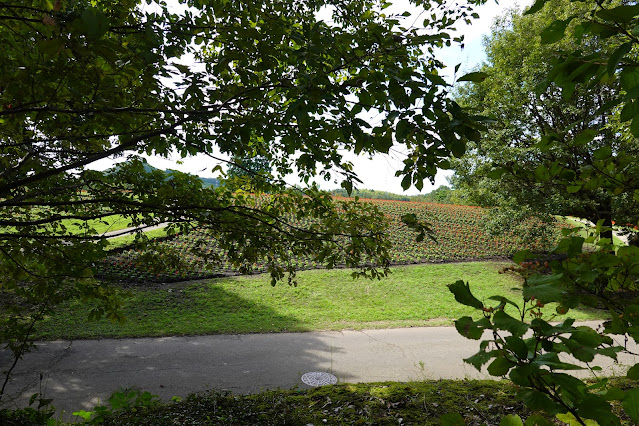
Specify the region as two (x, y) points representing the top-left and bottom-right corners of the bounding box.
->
(301, 372), (338, 387)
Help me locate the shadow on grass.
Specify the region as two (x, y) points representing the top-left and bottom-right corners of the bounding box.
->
(0, 285), (355, 422)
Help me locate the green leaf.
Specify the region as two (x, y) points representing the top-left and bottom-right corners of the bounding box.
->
(424, 73), (448, 86)
(536, 135), (555, 151)
(487, 356), (513, 376)
(576, 394), (619, 426)
(440, 412), (465, 426)
(608, 42), (633, 76)
(504, 335), (529, 359)
(519, 389), (563, 414)
(72, 410), (94, 421)
(573, 129), (598, 145)
(454, 316), (490, 340)
(555, 236), (584, 257)
(494, 310), (529, 337)
(631, 116), (639, 138)
(509, 365), (535, 386)
(534, 165), (550, 182)
(566, 185), (581, 193)
(621, 67), (639, 92)
(555, 413), (598, 426)
(524, 414), (552, 426)
(572, 326), (611, 347)
(464, 348), (497, 370)
(500, 414), (523, 426)
(628, 363), (639, 380)
(448, 280), (484, 310)
(396, 119), (411, 141)
(593, 146), (612, 160)
(28, 393), (38, 406)
(541, 319), (576, 336)
(513, 249), (534, 264)
(401, 174), (412, 190)
(81, 8), (110, 41)
(533, 352), (584, 370)
(458, 72), (489, 82)
(451, 138), (466, 158)
(37, 38), (66, 59)
(597, 5), (639, 24)
(38, 397), (53, 409)
(541, 18), (572, 44)
(488, 296), (520, 311)
(603, 387), (625, 401)
(623, 388), (639, 424)
(487, 167), (507, 179)
(620, 100), (639, 122)
(523, 275), (564, 303)
(524, 0), (551, 15)
(561, 337), (597, 362)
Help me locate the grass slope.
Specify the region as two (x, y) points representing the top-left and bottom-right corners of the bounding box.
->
(60, 214), (136, 236)
(36, 262), (605, 340)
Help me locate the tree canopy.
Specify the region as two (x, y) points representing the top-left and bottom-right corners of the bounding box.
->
(224, 155), (273, 191)
(450, 0), (639, 242)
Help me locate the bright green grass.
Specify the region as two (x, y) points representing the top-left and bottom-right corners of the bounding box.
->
(59, 214), (133, 235)
(60, 213), (162, 237)
(5, 214), (134, 238)
(35, 262), (606, 340)
(106, 227), (169, 249)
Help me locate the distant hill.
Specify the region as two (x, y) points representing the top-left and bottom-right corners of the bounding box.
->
(199, 176), (221, 188)
(328, 186), (467, 205)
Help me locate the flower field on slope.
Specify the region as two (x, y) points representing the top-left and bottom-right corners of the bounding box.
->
(97, 199), (557, 283)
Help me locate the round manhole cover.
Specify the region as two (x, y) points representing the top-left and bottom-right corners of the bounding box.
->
(301, 372), (338, 387)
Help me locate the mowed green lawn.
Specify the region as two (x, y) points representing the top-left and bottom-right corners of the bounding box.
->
(59, 214), (134, 235)
(36, 261), (606, 340)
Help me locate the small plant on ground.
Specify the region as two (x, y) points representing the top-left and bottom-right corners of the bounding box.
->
(73, 389), (160, 424)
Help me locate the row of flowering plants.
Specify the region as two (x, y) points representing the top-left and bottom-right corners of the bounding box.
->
(375, 200), (555, 263)
(96, 199), (559, 283)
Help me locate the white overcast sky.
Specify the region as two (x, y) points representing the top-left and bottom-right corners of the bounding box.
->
(92, 0), (532, 195)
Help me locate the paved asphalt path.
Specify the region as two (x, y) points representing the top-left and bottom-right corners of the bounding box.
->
(102, 222), (168, 239)
(1, 323), (637, 420)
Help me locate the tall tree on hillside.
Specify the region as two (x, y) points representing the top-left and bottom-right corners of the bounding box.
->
(225, 155), (273, 191)
(0, 0), (487, 399)
(450, 0), (639, 242)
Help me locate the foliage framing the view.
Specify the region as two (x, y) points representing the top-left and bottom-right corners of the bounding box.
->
(0, 0), (490, 402)
(450, 0), (639, 244)
(449, 1), (639, 425)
